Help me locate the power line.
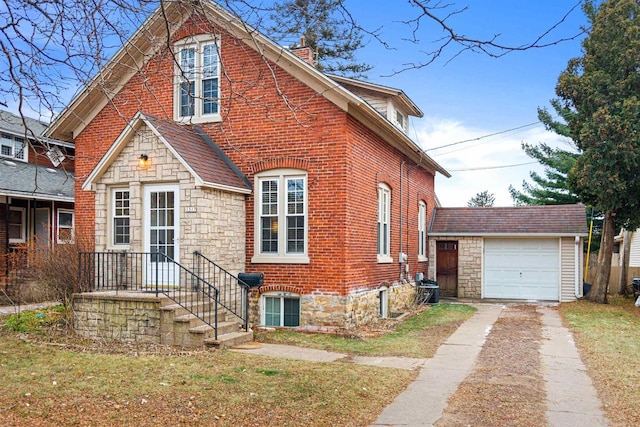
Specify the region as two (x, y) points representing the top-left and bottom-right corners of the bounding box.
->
(448, 161), (538, 172)
(425, 122), (540, 151)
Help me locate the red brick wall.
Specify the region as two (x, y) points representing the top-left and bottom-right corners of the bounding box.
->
(73, 15), (436, 296)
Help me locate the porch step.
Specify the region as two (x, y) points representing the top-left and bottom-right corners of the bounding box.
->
(204, 331), (254, 349)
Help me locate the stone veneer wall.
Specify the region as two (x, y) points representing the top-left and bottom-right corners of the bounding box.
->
(73, 292), (164, 343)
(248, 281), (416, 328)
(93, 126), (246, 274)
(429, 237), (483, 298)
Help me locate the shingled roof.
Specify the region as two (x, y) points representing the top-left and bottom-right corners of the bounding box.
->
(82, 112), (251, 194)
(429, 205), (588, 236)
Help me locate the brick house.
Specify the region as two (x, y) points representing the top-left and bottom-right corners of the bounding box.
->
(46, 1), (448, 333)
(0, 110), (75, 291)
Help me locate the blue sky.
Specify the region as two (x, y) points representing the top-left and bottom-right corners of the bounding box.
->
(347, 0), (589, 206)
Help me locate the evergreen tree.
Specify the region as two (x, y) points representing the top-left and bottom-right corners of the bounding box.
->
(268, 0), (371, 78)
(467, 190), (495, 207)
(556, 0), (640, 303)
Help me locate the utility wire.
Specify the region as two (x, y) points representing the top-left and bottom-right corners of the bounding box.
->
(448, 160), (538, 172)
(425, 121), (540, 151)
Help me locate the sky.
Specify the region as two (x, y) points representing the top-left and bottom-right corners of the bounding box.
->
(344, 0), (589, 207)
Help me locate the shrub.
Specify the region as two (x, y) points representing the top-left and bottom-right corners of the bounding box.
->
(2, 306), (65, 333)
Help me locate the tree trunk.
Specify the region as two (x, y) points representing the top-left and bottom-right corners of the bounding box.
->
(586, 210), (614, 303)
(619, 229), (632, 296)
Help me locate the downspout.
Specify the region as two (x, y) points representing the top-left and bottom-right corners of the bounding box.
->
(575, 235), (581, 298)
(4, 198), (8, 278)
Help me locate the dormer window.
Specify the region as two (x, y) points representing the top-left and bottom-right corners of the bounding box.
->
(1, 133), (27, 162)
(174, 35), (220, 123)
(394, 109), (407, 132)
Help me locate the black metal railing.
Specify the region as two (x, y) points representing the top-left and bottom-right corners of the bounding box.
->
(78, 251), (220, 338)
(193, 251), (250, 332)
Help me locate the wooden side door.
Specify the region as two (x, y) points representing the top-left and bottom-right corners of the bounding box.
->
(436, 241), (458, 297)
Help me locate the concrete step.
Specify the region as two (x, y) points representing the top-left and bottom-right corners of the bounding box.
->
(205, 330), (254, 350)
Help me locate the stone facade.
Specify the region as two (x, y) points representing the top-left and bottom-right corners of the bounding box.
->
(248, 280), (416, 328)
(429, 237), (483, 299)
(73, 292), (164, 343)
(93, 126), (246, 275)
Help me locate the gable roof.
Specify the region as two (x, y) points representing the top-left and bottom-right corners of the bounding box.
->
(82, 112), (251, 194)
(45, 1), (449, 178)
(429, 204), (588, 237)
(0, 159), (74, 202)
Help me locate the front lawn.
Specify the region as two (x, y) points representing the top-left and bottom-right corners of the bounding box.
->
(559, 296), (640, 426)
(255, 303), (477, 357)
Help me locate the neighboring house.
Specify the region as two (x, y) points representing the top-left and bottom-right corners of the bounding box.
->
(428, 205), (588, 302)
(0, 110), (75, 289)
(45, 0), (449, 332)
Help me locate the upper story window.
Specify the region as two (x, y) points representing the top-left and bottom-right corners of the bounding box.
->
(174, 35), (220, 123)
(252, 169), (309, 264)
(378, 183), (392, 262)
(1, 133), (27, 162)
(57, 209), (74, 244)
(112, 189), (130, 246)
(418, 201), (427, 260)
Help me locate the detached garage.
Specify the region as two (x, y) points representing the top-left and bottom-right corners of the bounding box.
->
(428, 204), (588, 302)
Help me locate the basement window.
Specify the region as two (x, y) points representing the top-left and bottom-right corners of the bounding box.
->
(261, 292), (300, 327)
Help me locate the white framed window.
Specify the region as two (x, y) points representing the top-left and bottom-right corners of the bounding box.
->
(1, 133), (27, 162)
(252, 169), (309, 264)
(57, 209), (74, 244)
(377, 183), (392, 262)
(8, 207), (26, 243)
(174, 35), (220, 123)
(112, 189), (130, 246)
(261, 292), (301, 327)
(418, 200), (427, 261)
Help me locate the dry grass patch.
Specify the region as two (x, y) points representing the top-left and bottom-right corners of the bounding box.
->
(0, 331), (414, 426)
(559, 296), (640, 427)
(255, 303), (476, 358)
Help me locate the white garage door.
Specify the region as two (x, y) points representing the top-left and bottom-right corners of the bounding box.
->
(484, 238), (559, 301)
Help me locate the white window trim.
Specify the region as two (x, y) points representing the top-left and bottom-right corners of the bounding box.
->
(173, 34), (222, 124)
(57, 209), (74, 244)
(252, 169), (309, 264)
(260, 291), (301, 327)
(8, 207), (26, 243)
(418, 200), (428, 261)
(110, 187), (131, 249)
(1, 133), (28, 162)
(377, 183), (392, 263)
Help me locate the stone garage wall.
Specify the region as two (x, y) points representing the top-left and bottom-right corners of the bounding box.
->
(429, 236), (483, 298)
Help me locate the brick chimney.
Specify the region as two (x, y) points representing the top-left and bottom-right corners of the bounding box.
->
(290, 37), (315, 67)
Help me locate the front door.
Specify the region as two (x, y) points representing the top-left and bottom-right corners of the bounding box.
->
(144, 185), (180, 288)
(34, 208), (50, 248)
(436, 241), (458, 297)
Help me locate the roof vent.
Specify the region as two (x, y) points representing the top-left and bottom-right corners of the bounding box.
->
(46, 168), (57, 174)
(3, 160), (16, 167)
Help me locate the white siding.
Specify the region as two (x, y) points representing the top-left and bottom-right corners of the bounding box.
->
(560, 237), (578, 302)
(628, 231), (640, 267)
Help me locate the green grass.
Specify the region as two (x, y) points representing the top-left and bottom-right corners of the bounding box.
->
(255, 303), (477, 358)
(2, 305), (65, 333)
(559, 296), (640, 426)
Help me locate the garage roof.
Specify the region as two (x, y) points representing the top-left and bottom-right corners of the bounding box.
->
(429, 204), (588, 236)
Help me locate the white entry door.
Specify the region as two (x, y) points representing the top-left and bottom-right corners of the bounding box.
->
(144, 185), (180, 287)
(484, 238), (559, 301)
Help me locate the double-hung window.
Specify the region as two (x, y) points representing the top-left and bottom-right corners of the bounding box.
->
(57, 209), (74, 244)
(418, 201), (427, 260)
(8, 207), (26, 243)
(377, 183), (391, 262)
(1, 133), (26, 161)
(113, 189), (130, 246)
(175, 35), (220, 123)
(253, 169), (309, 263)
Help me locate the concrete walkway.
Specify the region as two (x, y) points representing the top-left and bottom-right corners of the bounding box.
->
(540, 307), (609, 426)
(371, 304), (502, 426)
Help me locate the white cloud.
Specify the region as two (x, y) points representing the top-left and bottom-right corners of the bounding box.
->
(412, 117), (573, 207)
